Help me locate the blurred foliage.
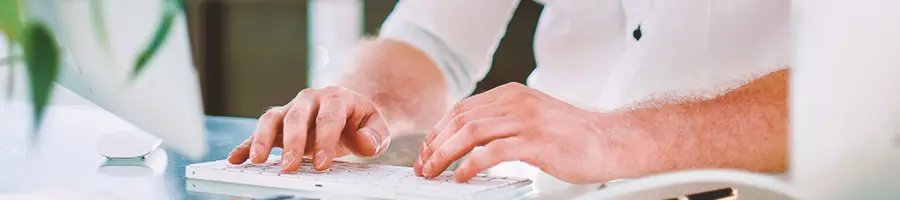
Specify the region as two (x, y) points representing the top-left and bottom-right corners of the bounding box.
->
(134, 0), (179, 79)
(21, 22), (59, 133)
(0, 0), (182, 143)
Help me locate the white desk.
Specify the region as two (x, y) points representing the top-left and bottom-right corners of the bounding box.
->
(0, 68), (778, 200)
(0, 81), (606, 200)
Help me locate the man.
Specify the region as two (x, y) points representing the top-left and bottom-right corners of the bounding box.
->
(227, 0), (790, 186)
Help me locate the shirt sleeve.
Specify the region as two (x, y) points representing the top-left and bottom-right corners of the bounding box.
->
(379, 0), (520, 102)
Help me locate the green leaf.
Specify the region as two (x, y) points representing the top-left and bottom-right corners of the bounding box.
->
(90, 0), (114, 62)
(0, 0), (24, 42)
(132, 2), (176, 79)
(172, 0), (186, 13)
(22, 22), (61, 133)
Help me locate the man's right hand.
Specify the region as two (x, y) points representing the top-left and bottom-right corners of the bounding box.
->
(226, 86), (391, 172)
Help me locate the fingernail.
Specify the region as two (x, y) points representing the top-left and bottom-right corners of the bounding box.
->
(368, 133), (382, 154)
(453, 170), (465, 183)
(419, 142), (429, 161)
(422, 161), (433, 177)
(314, 150), (329, 169)
(281, 151), (295, 169)
(453, 163), (467, 182)
(361, 128), (382, 153)
(250, 146), (260, 161)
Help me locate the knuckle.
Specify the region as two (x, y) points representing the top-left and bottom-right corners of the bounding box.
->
(487, 142), (505, 153)
(424, 130), (439, 142)
(451, 115), (468, 131)
(315, 112), (340, 127)
(321, 93), (342, 101)
(283, 109), (306, 124)
(450, 102), (467, 116)
(266, 105), (286, 113)
(500, 82), (525, 90)
(262, 106), (284, 119)
(460, 122), (480, 137)
(323, 85), (343, 91)
(296, 88), (316, 98)
(425, 141), (438, 154)
(253, 139), (269, 147)
(518, 91), (539, 103)
(511, 115), (531, 129)
(487, 141), (512, 157)
(431, 149), (449, 161)
(260, 109), (281, 120)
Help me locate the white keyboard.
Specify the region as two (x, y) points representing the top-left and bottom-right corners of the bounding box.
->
(186, 156), (533, 200)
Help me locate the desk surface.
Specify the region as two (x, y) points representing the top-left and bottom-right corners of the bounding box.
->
(0, 100), (562, 200)
(0, 103), (255, 199)
(0, 83), (757, 200)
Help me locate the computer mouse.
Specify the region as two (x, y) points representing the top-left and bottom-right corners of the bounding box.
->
(96, 131), (162, 159)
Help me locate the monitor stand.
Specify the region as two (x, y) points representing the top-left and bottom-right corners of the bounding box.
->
(95, 131), (162, 160)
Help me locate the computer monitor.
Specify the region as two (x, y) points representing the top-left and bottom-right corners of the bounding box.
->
(39, 0), (207, 159)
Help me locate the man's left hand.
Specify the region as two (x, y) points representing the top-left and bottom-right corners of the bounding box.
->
(413, 83), (635, 184)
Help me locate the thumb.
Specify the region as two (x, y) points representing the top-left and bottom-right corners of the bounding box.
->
(344, 114), (391, 157)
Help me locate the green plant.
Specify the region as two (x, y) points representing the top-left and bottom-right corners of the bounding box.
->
(0, 0), (184, 142)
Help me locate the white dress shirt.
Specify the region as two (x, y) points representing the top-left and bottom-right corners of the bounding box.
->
(379, 0), (791, 110)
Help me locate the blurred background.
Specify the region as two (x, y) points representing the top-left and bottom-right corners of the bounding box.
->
(185, 0), (543, 118)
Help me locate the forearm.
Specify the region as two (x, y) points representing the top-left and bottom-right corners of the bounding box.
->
(336, 38), (450, 135)
(608, 69), (789, 178)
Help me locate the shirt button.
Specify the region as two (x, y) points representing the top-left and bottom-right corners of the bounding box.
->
(633, 24), (643, 41)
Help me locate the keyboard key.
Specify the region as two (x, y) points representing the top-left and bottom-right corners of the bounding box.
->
(224, 168), (243, 172)
(243, 167), (265, 173)
(489, 178), (523, 185)
(260, 171), (280, 176)
(471, 176), (492, 182)
(463, 179), (499, 186)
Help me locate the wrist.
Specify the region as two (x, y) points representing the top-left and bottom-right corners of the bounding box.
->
(592, 111), (664, 180)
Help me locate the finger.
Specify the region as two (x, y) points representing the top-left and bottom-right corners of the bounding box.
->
(452, 137), (528, 182)
(413, 137), (427, 176)
(250, 106), (288, 163)
(227, 136), (255, 164)
(345, 115), (390, 158)
(281, 94), (318, 171)
(417, 103), (476, 176)
(418, 104), (510, 176)
(417, 101), (499, 176)
(311, 95), (350, 171)
(421, 117), (521, 178)
(424, 88), (508, 144)
(423, 83), (522, 143)
(337, 95), (391, 158)
(415, 87), (510, 164)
